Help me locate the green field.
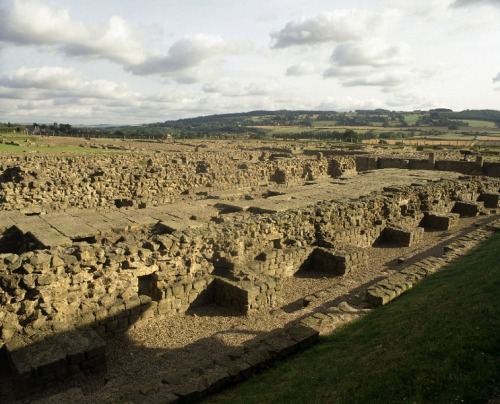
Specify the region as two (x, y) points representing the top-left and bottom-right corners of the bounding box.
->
(461, 119), (497, 128)
(212, 231), (500, 403)
(312, 120), (337, 127)
(0, 142), (125, 155)
(403, 114), (421, 125)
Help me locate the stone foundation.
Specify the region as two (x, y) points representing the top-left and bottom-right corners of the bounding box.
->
(308, 246), (368, 276)
(452, 201), (484, 217)
(380, 225), (425, 247)
(2, 144), (500, 399)
(421, 212), (459, 231)
(5, 329), (105, 396)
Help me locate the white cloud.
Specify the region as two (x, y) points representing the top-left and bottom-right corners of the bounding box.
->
(412, 0), (454, 19)
(452, 0), (500, 7)
(494, 72), (500, 91)
(330, 40), (411, 68)
(385, 90), (439, 110)
(286, 62), (318, 76)
(0, 1), (247, 82)
(342, 71), (411, 88)
(202, 78), (277, 97)
(127, 35), (248, 76)
(316, 96), (383, 111)
(323, 39), (412, 90)
(271, 9), (399, 48)
(0, 66), (131, 100)
(0, 1), (149, 65)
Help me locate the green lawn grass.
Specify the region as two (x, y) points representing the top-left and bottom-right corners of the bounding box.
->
(212, 232), (500, 403)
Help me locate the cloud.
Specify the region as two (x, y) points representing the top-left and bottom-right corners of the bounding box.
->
(271, 9), (398, 48)
(323, 65), (371, 78)
(341, 71), (411, 88)
(202, 78), (276, 97)
(452, 0), (500, 7)
(0, 66), (132, 100)
(323, 39), (412, 90)
(127, 35), (247, 76)
(286, 62), (318, 76)
(0, 1), (149, 65)
(0, 0), (246, 81)
(385, 91), (439, 110)
(493, 72), (500, 83)
(316, 96), (382, 111)
(330, 40), (411, 68)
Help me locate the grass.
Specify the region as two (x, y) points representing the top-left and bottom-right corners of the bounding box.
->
(212, 232), (500, 403)
(0, 143), (126, 155)
(403, 114), (421, 125)
(461, 120), (497, 128)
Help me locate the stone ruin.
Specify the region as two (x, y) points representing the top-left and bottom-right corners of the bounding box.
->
(0, 141), (500, 401)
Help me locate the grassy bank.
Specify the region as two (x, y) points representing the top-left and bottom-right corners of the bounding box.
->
(213, 232), (500, 403)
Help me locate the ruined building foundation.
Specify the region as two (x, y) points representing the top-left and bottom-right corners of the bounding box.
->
(1, 142), (500, 402)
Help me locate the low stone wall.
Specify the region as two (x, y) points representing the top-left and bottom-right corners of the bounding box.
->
(478, 192), (500, 208)
(308, 246), (368, 276)
(378, 158), (410, 169)
(484, 162), (500, 178)
(421, 212), (459, 230)
(355, 155), (496, 177)
(365, 257), (444, 306)
(119, 324), (319, 403)
(435, 160), (478, 175)
(365, 221), (499, 307)
(380, 225), (425, 247)
(214, 275), (281, 314)
(452, 201), (484, 217)
(5, 329), (106, 396)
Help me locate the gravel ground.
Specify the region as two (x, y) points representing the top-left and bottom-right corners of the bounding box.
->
(2, 214), (496, 403)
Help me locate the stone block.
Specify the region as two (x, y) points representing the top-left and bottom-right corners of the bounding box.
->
(421, 212), (459, 230)
(308, 246), (367, 276)
(381, 226), (424, 247)
(6, 329), (106, 393)
(478, 192), (500, 208)
(452, 201), (482, 217)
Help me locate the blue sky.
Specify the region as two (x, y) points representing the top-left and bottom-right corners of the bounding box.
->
(0, 0), (499, 124)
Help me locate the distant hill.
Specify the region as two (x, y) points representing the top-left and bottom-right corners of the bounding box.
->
(5, 109), (499, 141)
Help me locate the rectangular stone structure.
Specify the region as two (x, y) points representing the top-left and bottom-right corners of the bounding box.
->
(381, 225), (424, 247)
(421, 212), (459, 231)
(9, 214), (72, 249)
(42, 212), (98, 240)
(308, 246), (368, 276)
(6, 329), (106, 394)
(213, 275), (280, 314)
(451, 201), (482, 217)
(478, 192), (500, 208)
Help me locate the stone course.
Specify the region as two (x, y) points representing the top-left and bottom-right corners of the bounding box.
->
(365, 221), (499, 307)
(119, 324), (319, 403)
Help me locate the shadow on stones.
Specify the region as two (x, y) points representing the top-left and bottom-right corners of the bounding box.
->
(0, 300), (287, 404)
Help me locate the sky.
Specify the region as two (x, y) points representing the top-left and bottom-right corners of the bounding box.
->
(0, 0), (499, 125)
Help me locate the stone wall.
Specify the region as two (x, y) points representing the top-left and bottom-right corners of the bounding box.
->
(0, 154), (360, 212)
(2, 147), (500, 397)
(355, 155), (493, 176)
(2, 176), (499, 350)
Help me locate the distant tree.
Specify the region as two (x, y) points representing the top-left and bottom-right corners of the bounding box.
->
(342, 129), (357, 142)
